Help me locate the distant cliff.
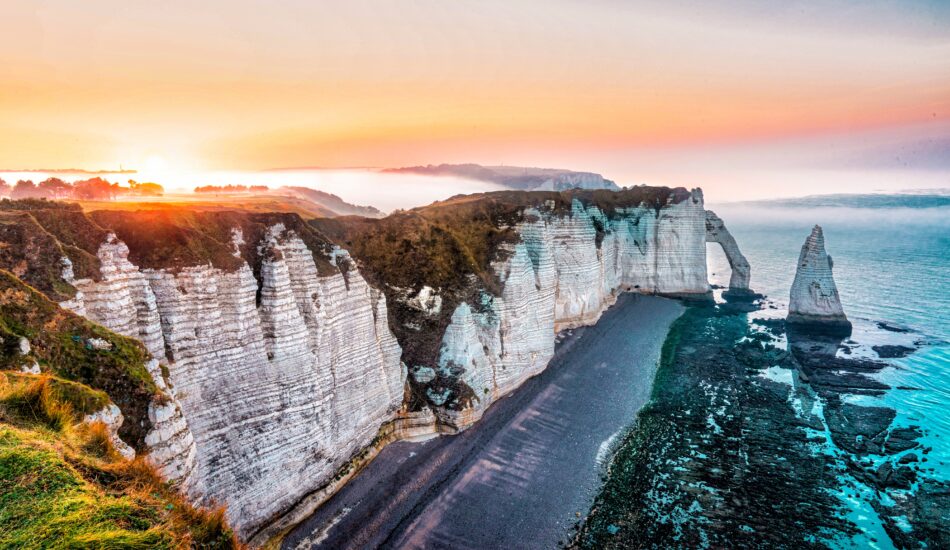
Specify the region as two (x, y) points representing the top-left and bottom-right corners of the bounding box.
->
(0, 189), (750, 543)
(383, 163), (620, 191)
(280, 186), (384, 217)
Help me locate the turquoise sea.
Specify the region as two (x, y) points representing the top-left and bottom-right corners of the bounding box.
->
(708, 198), (949, 547)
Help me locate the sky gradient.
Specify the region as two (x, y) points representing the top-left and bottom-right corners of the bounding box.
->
(1, 0), (948, 199)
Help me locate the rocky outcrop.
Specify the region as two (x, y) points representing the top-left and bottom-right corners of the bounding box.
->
(83, 403), (136, 460)
(787, 225), (851, 334)
(61, 225), (405, 541)
(704, 210), (752, 296)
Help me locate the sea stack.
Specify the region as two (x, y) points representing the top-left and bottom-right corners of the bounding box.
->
(787, 225), (852, 335)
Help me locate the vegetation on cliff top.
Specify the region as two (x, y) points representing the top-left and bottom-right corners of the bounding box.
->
(0, 200), (109, 301)
(0, 200), (342, 304)
(0, 372), (237, 549)
(88, 208), (339, 279)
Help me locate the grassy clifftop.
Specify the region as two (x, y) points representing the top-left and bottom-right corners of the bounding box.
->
(88, 208), (340, 279)
(0, 372), (236, 548)
(0, 201), (344, 313)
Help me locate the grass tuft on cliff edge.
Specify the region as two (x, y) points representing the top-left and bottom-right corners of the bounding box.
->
(0, 372), (238, 549)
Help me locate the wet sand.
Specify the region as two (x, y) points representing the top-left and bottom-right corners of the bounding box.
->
(283, 293), (684, 550)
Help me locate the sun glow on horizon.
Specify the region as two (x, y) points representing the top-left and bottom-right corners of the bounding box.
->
(1, 1), (948, 198)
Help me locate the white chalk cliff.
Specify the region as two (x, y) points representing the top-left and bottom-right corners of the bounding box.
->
(62, 227), (405, 541)
(787, 225), (851, 332)
(57, 188), (751, 543)
(423, 191), (713, 429)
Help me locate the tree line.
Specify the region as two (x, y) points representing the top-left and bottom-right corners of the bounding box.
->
(0, 177), (164, 201)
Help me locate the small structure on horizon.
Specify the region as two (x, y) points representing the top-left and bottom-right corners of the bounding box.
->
(787, 225), (852, 335)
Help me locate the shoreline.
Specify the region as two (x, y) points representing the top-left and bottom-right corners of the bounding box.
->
(278, 293), (684, 549)
(575, 301), (946, 548)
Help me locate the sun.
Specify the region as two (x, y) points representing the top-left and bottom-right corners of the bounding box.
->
(142, 154), (170, 180)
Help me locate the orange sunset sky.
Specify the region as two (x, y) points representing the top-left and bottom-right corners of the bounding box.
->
(1, 0), (948, 199)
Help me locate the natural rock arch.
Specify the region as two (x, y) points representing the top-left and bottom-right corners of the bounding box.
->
(704, 210), (751, 294)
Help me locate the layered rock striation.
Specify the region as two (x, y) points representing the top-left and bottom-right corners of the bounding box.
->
(5, 187), (752, 543)
(318, 187), (747, 432)
(59, 218), (405, 541)
(787, 225), (851, 334)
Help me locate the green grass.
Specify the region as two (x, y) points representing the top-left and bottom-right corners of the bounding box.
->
(0, 371), (238, 549)
(0, 270), (155, 448)
(0, 373), (108, 434)
(0, 425), (235, 549)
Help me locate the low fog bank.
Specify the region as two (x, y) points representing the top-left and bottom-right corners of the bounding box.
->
(240, 170), (506, 212)
(709, 204), (950, 231)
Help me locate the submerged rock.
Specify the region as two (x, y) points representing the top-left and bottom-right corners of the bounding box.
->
(873, 344), (916, 359)
(787, 225), (852, 335)
(877, 321), (912, 333)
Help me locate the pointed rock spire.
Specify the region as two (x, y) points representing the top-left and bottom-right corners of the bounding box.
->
(787, 225), (851, 334)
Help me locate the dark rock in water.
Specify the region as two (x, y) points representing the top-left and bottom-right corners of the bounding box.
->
(874, 461), (917, 490)
(824, 403), (896, 455)
(900, 480), (950, 548)
(575, 307), (859, 549)
(722, 289), (764, 302)
(877, 321), (912, 333)
(873, 344), (916, 358)
(885, 426), (924, 454)
(788, 332), (891, 397)
(752, 317), (786, 336)
(578, 303), (943, 550)
(899, 453), (919, 464)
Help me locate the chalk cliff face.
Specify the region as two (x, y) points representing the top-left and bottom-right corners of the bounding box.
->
(398, 189), (713, 429)
(787, 225), (851, 334)
(42, 186), (749, 542)
(62, 225), (405, 541)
